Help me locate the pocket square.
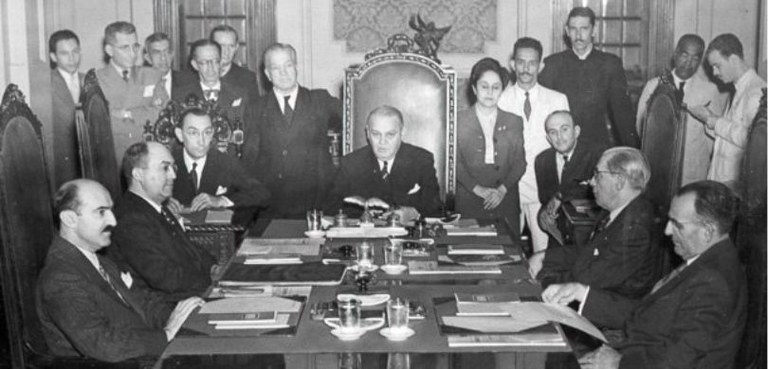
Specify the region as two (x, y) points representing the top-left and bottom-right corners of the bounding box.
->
(216, 185), (228, 196)
(407, 183), (421, 195)
(232, 98), (242, 107)
(142, 85), (155, 98)
(121, 272), (133, 289)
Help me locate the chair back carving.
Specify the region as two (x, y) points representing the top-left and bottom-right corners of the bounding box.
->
(79, 69), (121, 200)
(640, 71), (685, 216)
(0, 84), (55, 366)
(736, 88), (767, 368)
(344, 38), (457, 200)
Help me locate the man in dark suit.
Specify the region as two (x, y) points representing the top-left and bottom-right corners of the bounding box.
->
(538, 7), (639, 148)
(144, 32), (194, 100)
(532, 147), (660, 302)
(243, 43), (342, 218)
(327, 105), (442, 222)
(168, 107), (270, 225)
(174, 38), (251, 155)
(108, 142), (216, 302)
(210, 25), (260, 99)
(543, 181), (746, 368)
(535, 111), (606, 245)
(49, 29), (84, 188)
(37, 179), (202, 362)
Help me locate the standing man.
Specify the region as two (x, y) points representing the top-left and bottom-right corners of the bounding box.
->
(539, 7), (639, 148)
(96, 21), (167, 163)
(49, 29), (84, 188)
(498, 37), (570, 253)
(689, 33), (766, 190)
(37, 179), (202, 362)
(210, 25), (260, 99)
(637, 34), (727, 186)
(144, 32), (192, 100)
(244, 43), (342, 218)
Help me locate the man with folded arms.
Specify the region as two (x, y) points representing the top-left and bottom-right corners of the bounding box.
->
(168, 107), (270, 225)
(327, 105), (442, 223)
(543, 181), (746, 368)
(530, 147), (660, 301)
(108, 142), (216, 302)
(37, 179), (202, 362)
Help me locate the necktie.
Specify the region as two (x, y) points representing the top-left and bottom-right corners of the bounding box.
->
(523, 91), (531, 121)
(381, 161), (389, 180)
(589, 215), (610, 241)
(677, 81), (686, 102)
(205, 89), (219, 101)
(155, 77), (170, 103)
(98, 264), (127, 304)
(651, 263), (687, 294)
(121, 69), (129, 82)
(283, 95), (294, 124)
(190, 162), (199, 193)
(161, 206), (184, 232)
(562, 154), (569, 166)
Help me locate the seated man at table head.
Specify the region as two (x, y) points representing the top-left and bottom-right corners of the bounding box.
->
(107, 141), (216, 302)
(531, 146), (660, 301)
(535, 111), (606, 247)
(542, 180), (745, 368)
(168, 107), (270, 224)
(327, 105), (442, 222)
(37, 179), (203, 362)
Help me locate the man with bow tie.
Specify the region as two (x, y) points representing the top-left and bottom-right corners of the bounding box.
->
(326, 105), (442, 223)
(37, 179), (203, 362)
(543, 181), (746, 369)
(531, 147), (661, 302)
(106, 142), (216, 302)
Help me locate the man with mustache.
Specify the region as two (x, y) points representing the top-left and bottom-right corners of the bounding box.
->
(107, 142), (216, 302)
(498, 37), (570, 253)
(539, 7), (640, 149)
(36, 179), (203, 362)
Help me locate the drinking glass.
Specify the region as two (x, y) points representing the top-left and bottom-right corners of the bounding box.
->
(386, 298), (409, 333)
(338, 298), (361, 332)
(384, 240), (403, 267)
(356, 241), (374, 269)
(306, 209), (323, 231)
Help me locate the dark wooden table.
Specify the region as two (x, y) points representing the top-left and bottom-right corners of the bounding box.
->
(157, 220), (575, 369)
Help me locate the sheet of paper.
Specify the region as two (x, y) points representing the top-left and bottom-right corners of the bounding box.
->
(442, 316), (547, 333)
(499, 302), (607, 342)
(325, 227), (408, 238)
(238, 238), (323, 256)
(199, 297), (302, 314)
(213, 313), (291, 330)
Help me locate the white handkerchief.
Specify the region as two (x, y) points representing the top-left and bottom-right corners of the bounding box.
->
(232, 98), (242, 107)
(216, 185), (228, 196)
(143, 85), (155, 97)
(407, 183), (421, 195)
(121, 272), (133, 289)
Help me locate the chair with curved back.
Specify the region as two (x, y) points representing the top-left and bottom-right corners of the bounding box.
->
(79, 69), (122, 201)
(343, 35), (457, 207)
(0, 84), (147, 368)
(736, 88), (767, 369)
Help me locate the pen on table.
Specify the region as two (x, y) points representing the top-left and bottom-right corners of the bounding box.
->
(704, 100), (712, 107)
(322, 258), (343, 264)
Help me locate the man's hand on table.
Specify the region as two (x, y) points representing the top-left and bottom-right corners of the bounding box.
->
(164, 297), (205, 341)
(190, 193), (231, 212)
(578, 344), (622, 369)
(527, 251), (545, 278)
(541, 282), (588, 306)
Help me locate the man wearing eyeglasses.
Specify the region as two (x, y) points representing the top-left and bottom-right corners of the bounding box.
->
(530, 147), (661, 304)
(96, 22), (167, 164)
(106, 142), (216, 302)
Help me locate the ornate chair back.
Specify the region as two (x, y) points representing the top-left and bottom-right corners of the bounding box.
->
(343, 36), (457, 202)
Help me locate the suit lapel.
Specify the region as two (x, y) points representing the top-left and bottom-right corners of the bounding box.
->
(55, 238), (131, 308)
(199, 151), (220, 193)
(283, 88), (309, 142)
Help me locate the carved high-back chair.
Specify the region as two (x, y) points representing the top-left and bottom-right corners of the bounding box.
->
(736, 88), (766, 369)
(0, 85), (145, 368)
(79, 69), (122, 201)
(343, 35), (457, 205)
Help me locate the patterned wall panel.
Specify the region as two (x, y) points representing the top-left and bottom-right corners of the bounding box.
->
(333, 0), (496, 53)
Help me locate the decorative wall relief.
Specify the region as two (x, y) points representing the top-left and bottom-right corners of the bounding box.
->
(333, 0), (496, 53)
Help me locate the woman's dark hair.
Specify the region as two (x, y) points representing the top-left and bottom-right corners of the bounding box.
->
(467, 57), (509, 105)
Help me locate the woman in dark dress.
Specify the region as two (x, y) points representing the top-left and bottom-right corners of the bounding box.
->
(456, 57), (526, 240)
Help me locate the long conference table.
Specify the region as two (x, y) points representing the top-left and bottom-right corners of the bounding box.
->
(156, 219), (577, 369)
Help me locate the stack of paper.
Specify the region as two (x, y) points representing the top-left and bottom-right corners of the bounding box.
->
(445, 225), (498, 237)
(447, 333), (565, 347)
(210, 313), (291, 330)
(325, 227), (408, 238)
(455, 292), (520, 316)
(447, 244), (504, 255)
(238, 238), (323, 256)
(407, 260), (501, 275)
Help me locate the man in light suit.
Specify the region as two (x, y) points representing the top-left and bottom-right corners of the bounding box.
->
(543, 181), (746, 368)
(144, 32), (193, 100)
(637, 34), (727, 186)
(210, 25), (260, 100)
(243, 43), (342, 218)
(96, 21), (167, 163)
(174, 38), (252, 155)
(498, 37), (570, 253)
(327, 105), (442, 222)
(169, 107), (270, 226)
(37, 179), (202, 362)
(689, 33), (766, 190)
(49, 29), (84, 188)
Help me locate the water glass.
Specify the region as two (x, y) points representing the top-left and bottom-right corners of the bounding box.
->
(356, 241), (374, 269)
(306, 209), (323, 231)
(338, 298), (361, 332)
(384, 240), (403, 266)
(386, 298), (409, 333)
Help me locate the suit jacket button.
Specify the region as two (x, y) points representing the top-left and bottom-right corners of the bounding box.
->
(282, 149), (288, 156)
(278, 173), (283, 179)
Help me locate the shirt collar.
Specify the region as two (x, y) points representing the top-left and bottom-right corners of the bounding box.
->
(183, 149), (207, 174)
(608, 195), (636, 225)
(559, 140), (578, 159)
(378, 155), (395, 171)
(110, 61), (129, 78)
(513, 81), (540, 97)
(57, 68), (78, 81)
(71, 240), (102, 272)
(130, 189), (163, 214)
(273, 85), (299, 101)
(573, 44), (594, 60)
(734, 69), (757, 93)
(671, 72), (690, 88)
(200, 80), (221, 91)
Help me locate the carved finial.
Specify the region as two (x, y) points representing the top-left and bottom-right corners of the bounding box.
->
(408, 14), (452, 64)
